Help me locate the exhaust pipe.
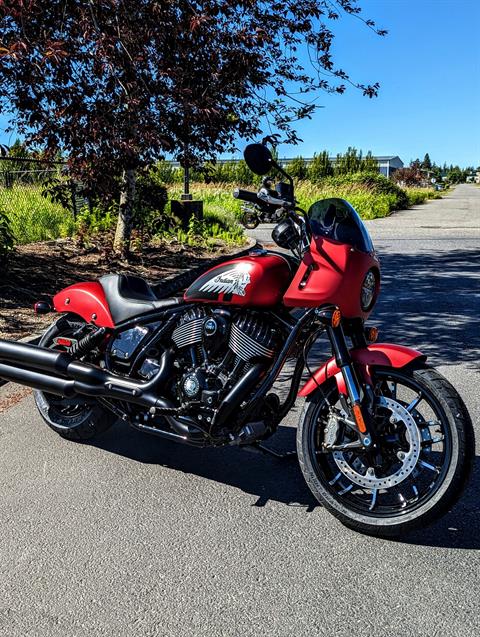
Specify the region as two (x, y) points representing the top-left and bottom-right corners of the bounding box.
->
(0, 339), (174, 411)
(0, 339), (266, 444)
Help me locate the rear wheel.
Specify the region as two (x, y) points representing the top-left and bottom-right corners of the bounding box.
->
(297, 365), (474, 537)
(34, 315), (116, 441)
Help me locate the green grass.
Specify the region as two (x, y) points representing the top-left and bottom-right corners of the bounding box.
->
(0, 184), (245, 247)
(404, 188), (443, 206)
(0, 185), (76, 244)
(166, 184), (246, 245)
(172, 174), (440, 222)
(0, 174), (441, 248)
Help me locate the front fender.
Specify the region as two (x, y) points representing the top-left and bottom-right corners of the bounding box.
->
(298, 343), (427, 397)
(53, 282), (115, 328)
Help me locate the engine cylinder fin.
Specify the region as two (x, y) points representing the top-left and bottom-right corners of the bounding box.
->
(172, 317), (204, 349)
(229, 322), (275, 361)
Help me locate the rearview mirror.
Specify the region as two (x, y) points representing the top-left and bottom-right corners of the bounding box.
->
(243, 144), (274, 176)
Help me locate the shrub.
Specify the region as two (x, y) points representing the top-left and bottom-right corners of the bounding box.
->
(392, 167), (424, 187)
(405, 188), (442, 205)
(76, 203), (116, 234)
(308, 151), (333, 182)
(0, 185), (76, 243)
(287, 156), (308, 181)
(0, 207), (15, 269)
(133, 175), (168, 230)
(153, 160), (176, 184)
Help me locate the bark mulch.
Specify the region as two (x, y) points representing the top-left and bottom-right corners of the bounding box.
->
(0, 237), (242, 340)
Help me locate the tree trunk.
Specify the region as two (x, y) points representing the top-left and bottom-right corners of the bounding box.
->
(113, 168), (136, 256)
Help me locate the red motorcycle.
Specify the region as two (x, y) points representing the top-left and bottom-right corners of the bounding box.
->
(0, 144), (473, 536)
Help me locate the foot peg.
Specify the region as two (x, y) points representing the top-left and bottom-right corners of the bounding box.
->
(229, 421), (267, 446)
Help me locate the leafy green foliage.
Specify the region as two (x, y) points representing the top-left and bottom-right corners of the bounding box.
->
(133, 176), (168, 231)
(76, 204), (116, 235)
(182, 173), (439, 223)
(287, 157), (308, 181)
(0, 207), (15, 269)
(405, 188), (442, 205)
(308, 151), (333, 182)
(0, 185), (75, 243)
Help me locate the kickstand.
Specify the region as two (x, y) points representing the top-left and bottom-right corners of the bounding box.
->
(243, 443), (298, 460)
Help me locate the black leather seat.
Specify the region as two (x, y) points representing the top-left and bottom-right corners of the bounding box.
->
(99, 274), (183, 324)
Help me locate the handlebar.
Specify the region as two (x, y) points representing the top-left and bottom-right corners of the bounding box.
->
(233, 186), (292, 209)
(233, 185), (310, 256)
(233, 188), (260, 204)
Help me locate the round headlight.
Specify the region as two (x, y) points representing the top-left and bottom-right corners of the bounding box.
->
(361, 270), (377, 311)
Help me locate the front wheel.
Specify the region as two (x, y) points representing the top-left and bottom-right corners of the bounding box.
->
(241, 211), (260, 229)
(297, 365), (474, 537)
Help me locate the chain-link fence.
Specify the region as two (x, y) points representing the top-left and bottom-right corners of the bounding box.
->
(0, 157), (90, 244)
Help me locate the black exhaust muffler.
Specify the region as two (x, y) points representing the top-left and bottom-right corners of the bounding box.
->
(0, 339), (174, 411)
(0, 339), (268, 445)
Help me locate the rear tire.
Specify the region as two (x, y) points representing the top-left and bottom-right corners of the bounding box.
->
(34, 315), (116, 441)
(297, 365), (474, 537)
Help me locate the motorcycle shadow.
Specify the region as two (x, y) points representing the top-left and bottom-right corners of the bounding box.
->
(93, 421), (480, 549)
(93, 420), (319, 511)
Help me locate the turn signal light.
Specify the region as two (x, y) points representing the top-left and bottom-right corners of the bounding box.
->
(365, 326), (379, 343)
(331, 308), (342, 328)
(315, 306), (342, 327)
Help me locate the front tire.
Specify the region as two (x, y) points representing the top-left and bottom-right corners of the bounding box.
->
(297, 365), (474, 537)
(34, 315), (116, 441)
(242, 212), (260, 229)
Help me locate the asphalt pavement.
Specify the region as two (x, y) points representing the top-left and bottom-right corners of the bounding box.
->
(0, 185), (479, 636)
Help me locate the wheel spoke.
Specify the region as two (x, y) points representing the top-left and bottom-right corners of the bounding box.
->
(329, 472), (342, 486)
(338, 483), (353, 496)
(406, 392), (423, 412)
(421, 434), (445, 448)
(314, 368), (451, 521)
(418, 459), (440, 473)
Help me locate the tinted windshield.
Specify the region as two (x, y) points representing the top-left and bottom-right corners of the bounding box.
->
(308, 198), (374, 253)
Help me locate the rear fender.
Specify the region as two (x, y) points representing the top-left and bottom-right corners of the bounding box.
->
(53, 282), (115, 328)
(298, 343), (427, 397)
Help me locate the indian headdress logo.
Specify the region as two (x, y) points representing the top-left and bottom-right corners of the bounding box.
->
(199, 267), (251, 297)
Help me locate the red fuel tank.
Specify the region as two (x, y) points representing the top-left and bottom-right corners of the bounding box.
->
(184, 252), (292, 307)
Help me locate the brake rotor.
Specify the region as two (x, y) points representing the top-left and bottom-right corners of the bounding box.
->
(333, 396), (421, 489)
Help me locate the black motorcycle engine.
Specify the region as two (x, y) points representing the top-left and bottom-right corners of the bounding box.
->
(170, 307), (279, 409)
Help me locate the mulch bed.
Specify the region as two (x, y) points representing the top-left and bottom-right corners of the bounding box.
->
(0, 236), (241, 340)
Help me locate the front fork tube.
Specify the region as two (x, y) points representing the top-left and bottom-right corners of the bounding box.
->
(327, 325), (373, 448)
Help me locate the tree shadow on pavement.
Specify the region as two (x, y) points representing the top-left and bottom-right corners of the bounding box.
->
(370, 247), (480, 369)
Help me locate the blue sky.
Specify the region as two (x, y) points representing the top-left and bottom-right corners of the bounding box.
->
(1, 0), (479, 168)
(273, 0), (480, 167)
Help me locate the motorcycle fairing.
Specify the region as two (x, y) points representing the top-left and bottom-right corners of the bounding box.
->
(283, 236), (380, 319)
(53, 282), (115, 328)
(298, 343), (426, 396)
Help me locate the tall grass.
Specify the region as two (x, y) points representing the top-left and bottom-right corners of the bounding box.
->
(0, 185), (76, 244)
(167, 175), (440, 222)
(0, 175), (440, 248)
